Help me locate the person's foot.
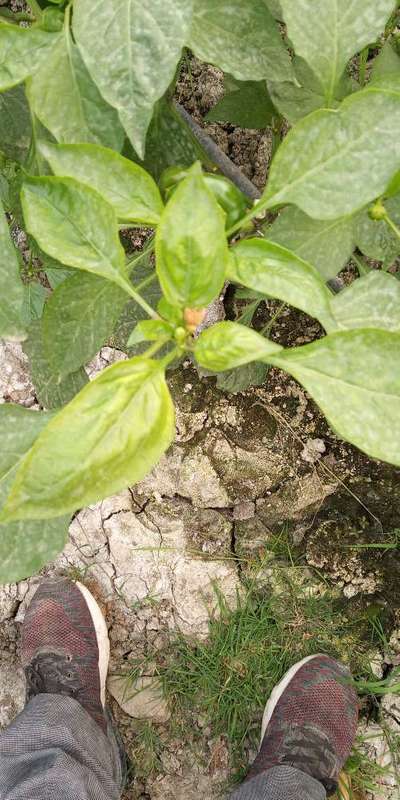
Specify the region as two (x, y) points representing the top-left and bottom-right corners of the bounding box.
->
(21, 577), (110, 734)
(247, 654), (358, 796)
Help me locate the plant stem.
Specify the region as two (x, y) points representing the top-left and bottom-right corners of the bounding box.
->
(122, 281), (159, 320)
(143, 339), (170, 359)
(260, 302), (286, 337)
(359, 46), (369, 86)
(352, 253), (370, 277)
(227, 197), (270, 237)
(161, 346), (181, 368)
(126, 239), (154, 273)
(383, 212), (400, 241)
(133, 272), (157, 293)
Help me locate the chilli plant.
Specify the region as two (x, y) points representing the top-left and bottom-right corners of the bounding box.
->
(1, 0), (400, 584)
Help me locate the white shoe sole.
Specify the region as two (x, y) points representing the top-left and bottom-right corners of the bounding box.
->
(75, 581), (110, 708)
(260, 654), (325, 744)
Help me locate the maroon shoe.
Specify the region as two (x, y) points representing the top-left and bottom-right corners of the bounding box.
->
(21, 578), (110, 734)
(247, 654), (359, 796)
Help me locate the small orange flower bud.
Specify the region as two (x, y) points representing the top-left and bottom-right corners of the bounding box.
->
(184, 308), (206, 331)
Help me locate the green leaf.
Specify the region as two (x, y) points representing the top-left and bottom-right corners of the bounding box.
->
(263, 0), (283, 20)
(2, 357), (175, 521)
(0, 85), (32, 163)
(23, 319), (88, 409)
(42, 273), (128, 377)
(0, 404), (69, 583)
(0, 197), (25, 340)
(206, 77), (275, 128)
(268, 56), (356, 125)
(371, 39), (400, 82)
(155, 162), (229, 308)
(127, 319), (173, 346)
(385, 170), (400, 198)
(330, 272), (400, 332)
(141, 98), (209, 183)
(45, 267), (73, 289)
(188, 0), (292, 83)
(21, 176), (130, 292)
(28, 25), (124, 150)
(269, 330), (400, 466)
(0, 24), (59, 90)
(263, 85), (400, 220)
(267, 207), (355, 280)
(39, 142), (163, 225)
(279, 0), (395, 104)
(354, 194), (400, 264)
(21, 281), (48, 325)
(229, 239), (335, 329)
(216, 361), (270, 393)
(73, 0), (193, 158)
(195, 321), (281, 371)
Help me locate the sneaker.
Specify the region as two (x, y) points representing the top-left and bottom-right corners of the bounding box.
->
(247, 654), (359, 796)
(21, 577), (110, 734)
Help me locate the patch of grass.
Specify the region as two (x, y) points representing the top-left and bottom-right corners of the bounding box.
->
(131, 721), (163, 780)
(156, 579), (368, 776)
(342, 726), (400, 800)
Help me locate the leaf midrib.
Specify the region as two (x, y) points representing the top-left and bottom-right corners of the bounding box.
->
(271, 357), (400, 400)
(29, 184), (123, 280)
(266, 87), (400, 206)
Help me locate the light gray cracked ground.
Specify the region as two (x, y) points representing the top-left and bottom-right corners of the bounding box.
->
(1, 341), (400, 799)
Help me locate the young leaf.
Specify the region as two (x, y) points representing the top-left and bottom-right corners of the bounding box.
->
(216, 362), (270, 394)
(28, 26), (124, 151)
(195, 321), (281, 371)
(0, 198), (25, 340)
(267, 207), (355, 280)
(206, 78), (275, 128)
(127, 319), (173, 346)
(0, 24), (59, 90)
(229, 239), (335, 329)
(21, 176), (129, 292)
(155, 162), (229, 308)
(268, 56), (356, 125)
(0, 404), (69, 583)
(23, 319), (88, 409)
(330, 272), (400, 332)
(188, 0), (292, 83)
(22, 281), (48, 326)
(1, 358), (176, 521)
(73, 0), (193, 158)
(142, 98), (209, 183)
(39, 142), (163, 226)
(279, 0), (395, 104)
(270, 330), (400, 466)
(263, 86), (400, 220)
(371, 39), (400, 83)
(354, 194), (400, 264)
(42, 273), (128, 377)
(0, 85), (32, 163)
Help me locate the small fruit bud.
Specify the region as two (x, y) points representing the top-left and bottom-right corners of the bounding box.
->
(183, 307), (206, 332)
(174, 327), (187, 345)
(368, 200), (387, 221)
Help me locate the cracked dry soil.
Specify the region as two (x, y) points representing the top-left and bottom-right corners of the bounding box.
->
(1, 340), (400, 799)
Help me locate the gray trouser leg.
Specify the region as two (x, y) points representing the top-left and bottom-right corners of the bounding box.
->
(229, 765), (327, 800)
(0, 694), (122, 800)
